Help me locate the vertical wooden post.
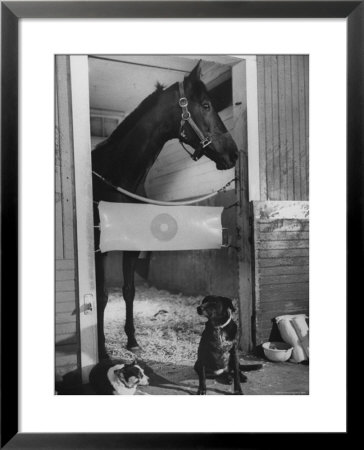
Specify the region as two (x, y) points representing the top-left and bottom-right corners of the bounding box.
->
(70, 55), (98, 382)
(233, 60), (253, 352)
(55, 56), (80, 379)
(245, 56), (261, 201)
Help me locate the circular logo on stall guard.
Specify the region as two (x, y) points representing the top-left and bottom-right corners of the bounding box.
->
(150, 213), (178, 241)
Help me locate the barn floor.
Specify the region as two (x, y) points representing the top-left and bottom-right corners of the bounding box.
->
(95, 283), (309, 395)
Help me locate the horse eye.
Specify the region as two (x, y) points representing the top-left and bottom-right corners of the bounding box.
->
(202, 103), (210, 111)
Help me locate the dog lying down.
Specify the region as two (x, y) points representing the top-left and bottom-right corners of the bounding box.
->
(195, 295), (263, 395)
(89, 360), (149, 395)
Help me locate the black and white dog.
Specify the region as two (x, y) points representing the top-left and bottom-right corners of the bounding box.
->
(89, 360), (149, 395)
(194, 296), (262, 395)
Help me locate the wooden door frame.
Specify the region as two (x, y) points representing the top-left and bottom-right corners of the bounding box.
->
(69, 55), (99, 382)
(233, 57), (260, 352)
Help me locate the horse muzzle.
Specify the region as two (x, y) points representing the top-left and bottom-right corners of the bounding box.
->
(208, 133), (239, 170)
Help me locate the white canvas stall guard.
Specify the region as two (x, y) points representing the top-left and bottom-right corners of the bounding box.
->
(98, 201), (224, 252)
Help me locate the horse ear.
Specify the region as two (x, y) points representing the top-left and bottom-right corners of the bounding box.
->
(189, 60), (202, 81)
(185, 60), (202, 91)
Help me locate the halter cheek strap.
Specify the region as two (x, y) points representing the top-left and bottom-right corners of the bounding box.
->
(178, 81), (212, 161)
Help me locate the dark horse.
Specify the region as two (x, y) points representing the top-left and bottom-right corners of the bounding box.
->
(92, 61), (238, 359)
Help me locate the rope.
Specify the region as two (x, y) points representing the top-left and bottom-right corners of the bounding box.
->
(92, 171), (236, 206)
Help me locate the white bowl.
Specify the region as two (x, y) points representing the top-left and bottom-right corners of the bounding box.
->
(262, 341), (293, 362)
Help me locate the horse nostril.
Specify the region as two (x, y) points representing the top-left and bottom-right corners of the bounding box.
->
(197, 306), (202, 315)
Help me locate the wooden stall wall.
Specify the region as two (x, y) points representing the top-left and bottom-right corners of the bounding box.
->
(55, 56), (81, 384)
(256, 55), (309, 201)
(252, 202), (309, 346)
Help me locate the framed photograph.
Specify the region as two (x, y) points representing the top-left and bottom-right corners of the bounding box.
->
(1, 1), (360, 447)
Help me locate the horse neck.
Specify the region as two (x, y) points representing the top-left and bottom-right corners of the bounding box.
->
(99, 91), (179, 192)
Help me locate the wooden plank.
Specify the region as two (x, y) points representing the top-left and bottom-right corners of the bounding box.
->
(259, 299), (309, 313)
(260, 290), (308, 302)
(261, 277), (304, 293)
(70, 55), (98, 381)
(245, 57), (261, 201)
(304, 56), (309, 199)
(284, 56), (294, 200)
(271, 55), (281, 200)
(258, 256), (309, 268)
(56, 270), (75, 281)
(56, 312), (76, 324)
(259, 273), (309, 292)
(55, 164), (64, 260)
(55, 56), (76, 259)
(264, 57), (274, 200)
(56, 322), (77, 336)
(257, 240), (309, 250)
(291, 55), (301, 200)
(56, 301), (77, 314)
(256, 56), (267, 200)
(56, 280), (76, 292)
(56, 259), (75, 270)
(258, 231), (308, 240)
(150, 171), (235, 199)
(233, 60), (253, 352)
(56, 291), (76, 303)
(55, 195), (64, 259)
(298, 55), (308, 200)
(260, 265), (309, 276)
(149, 158), (232, 186)
(253, 204), (261, 347)
(258, 248), (309, 258)
(277, 55), (288, 200)
(259, 219), (309, 233)
(258, 289), (309, 302)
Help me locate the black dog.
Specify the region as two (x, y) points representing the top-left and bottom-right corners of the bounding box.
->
(194, 296), (262, 395)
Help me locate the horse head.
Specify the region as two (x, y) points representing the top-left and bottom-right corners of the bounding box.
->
(178, 61), (239, 170)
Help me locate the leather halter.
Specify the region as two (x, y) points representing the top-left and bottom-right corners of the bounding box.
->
(178, 81), (212, 161)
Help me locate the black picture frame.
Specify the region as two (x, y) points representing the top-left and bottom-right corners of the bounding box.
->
(1, 1), (361, 447)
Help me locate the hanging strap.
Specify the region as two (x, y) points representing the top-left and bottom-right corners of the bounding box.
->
(92, 171), (236, 206)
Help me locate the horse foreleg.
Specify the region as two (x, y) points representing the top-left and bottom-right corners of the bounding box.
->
(122, 251), (140, 351)
(95, 253), (109, 360)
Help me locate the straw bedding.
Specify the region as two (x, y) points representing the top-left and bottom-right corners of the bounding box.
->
(104, 283), (238, 366)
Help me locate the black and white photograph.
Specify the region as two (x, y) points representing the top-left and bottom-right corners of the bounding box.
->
(55, 54), (309, 396)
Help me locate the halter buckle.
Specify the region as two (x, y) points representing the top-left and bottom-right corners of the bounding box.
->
(181, 111), (191, 121)
(179, 97), (188, 108)
(201, 137), (212, 148)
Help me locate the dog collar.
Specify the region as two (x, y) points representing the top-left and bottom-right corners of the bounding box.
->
(216, 314), (232, 330)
